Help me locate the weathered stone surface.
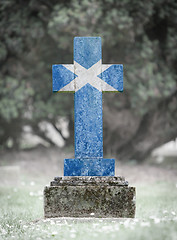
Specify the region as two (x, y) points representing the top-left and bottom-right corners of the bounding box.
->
(48, 37), (135, 218)
(52, 37), (123, 176)
(44, 176), (136, 218)
(64, 158), (115, 176)
(51, 176), (128, 186)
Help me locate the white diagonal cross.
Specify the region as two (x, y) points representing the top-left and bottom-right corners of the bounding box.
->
(59, 61), (117, 92)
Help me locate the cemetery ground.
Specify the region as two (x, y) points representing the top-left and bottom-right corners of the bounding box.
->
(0, 147), (177, 240)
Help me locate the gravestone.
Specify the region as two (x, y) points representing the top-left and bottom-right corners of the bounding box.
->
(44, 37), (136, 218)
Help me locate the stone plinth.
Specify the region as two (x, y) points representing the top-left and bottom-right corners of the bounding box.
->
(44, 176), (136, 218)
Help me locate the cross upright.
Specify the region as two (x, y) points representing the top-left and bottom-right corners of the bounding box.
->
(53, 37), (123, 176)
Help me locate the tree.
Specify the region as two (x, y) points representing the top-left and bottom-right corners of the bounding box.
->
(0, 0), (176, 161)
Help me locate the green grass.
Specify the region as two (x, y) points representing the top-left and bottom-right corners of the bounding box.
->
(0, 180), (177, 240)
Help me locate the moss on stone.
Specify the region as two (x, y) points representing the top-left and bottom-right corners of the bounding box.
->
(44, 177), (136, 218)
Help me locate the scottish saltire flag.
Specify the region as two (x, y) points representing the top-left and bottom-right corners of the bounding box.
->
(52, 37), (123, 176)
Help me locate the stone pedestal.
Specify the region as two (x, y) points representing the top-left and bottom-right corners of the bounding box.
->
(44, 176), (136, 218)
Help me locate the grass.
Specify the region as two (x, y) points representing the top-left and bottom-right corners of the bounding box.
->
(0, 179), (177, 240)
(0, 147), (177, 239)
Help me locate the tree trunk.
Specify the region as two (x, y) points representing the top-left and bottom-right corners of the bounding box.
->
(103, 90), (177, 161)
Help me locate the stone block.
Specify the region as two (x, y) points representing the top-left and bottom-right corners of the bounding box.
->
(44, 176), (136, 218)
(64, 158), (115, 176)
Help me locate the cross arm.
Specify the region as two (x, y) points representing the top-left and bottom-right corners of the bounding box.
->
(99, 64), (123, 92)
(52, 64), (77, 92)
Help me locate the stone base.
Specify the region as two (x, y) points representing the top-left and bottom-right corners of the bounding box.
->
(64, 158), (115, 176)
(44, 176), (136, 218)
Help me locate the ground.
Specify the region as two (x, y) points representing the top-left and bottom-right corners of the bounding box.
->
(0, 147), (177, 240)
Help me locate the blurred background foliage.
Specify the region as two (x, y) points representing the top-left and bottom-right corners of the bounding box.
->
(0, 0), (176, 161)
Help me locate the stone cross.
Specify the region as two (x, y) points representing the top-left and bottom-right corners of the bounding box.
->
(53, 37), (123, 176)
